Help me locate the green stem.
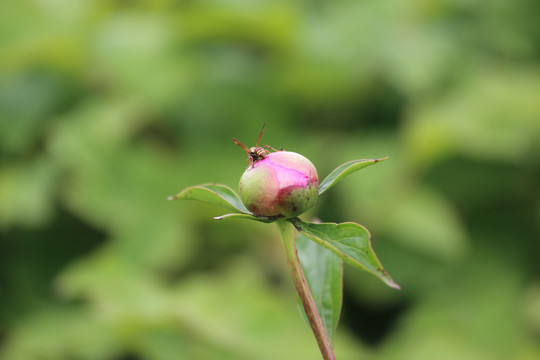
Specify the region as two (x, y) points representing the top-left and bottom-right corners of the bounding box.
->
(276, 220), (336, 360)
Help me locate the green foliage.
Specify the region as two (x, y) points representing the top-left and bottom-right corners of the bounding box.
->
(296, 233), (343, 343)
(292, 219), (399, 290)
(319, 158), (389, 195)
(1, 0), (540, 359)
(169, 183), (250, 214)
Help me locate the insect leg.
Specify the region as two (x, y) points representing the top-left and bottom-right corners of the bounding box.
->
(264, 144), (281, 152)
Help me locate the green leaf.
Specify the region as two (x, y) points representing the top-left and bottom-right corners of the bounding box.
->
(168, 183), (250, 214)
(213, 213), (279, 223)
(290, 218), (400, 290)
(296, 232), (343, 343)
(318, 157), (389, 195)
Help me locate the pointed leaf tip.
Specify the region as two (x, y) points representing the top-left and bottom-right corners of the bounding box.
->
(319, 157), (389, 195)
(290, 218), (400, 290)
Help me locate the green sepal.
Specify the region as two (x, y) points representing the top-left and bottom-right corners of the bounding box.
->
(319, 157), (389, 195)
(289, 218), (400, 290)
(168, 183), (250, 214)
(213, 213), (280, 223)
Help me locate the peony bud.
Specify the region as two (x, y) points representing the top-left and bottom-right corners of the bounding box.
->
(239, 151), (319, 218)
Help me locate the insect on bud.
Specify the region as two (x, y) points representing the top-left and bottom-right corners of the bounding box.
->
(233, 124), (319, 218)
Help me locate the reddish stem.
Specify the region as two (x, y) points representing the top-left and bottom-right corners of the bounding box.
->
(276, 220), (336, 360)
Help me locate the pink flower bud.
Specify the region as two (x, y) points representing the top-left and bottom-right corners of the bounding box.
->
(239, 151), (319, 218)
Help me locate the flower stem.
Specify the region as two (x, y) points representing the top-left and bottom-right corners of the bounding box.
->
(276, 220), (336, 360)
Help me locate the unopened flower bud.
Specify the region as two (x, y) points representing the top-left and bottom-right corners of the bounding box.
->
(239, 151), (319, 218)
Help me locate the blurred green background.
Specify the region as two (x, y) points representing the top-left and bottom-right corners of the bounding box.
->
(1, 0), (540, 359)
